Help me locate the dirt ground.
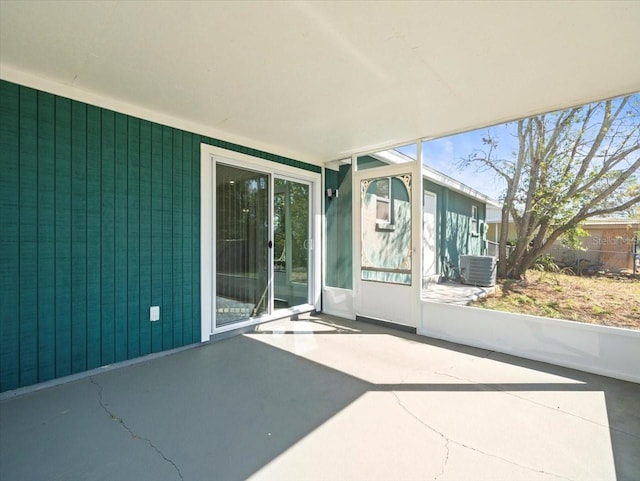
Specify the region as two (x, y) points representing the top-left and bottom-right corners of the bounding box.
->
(471, 270), (640, 330)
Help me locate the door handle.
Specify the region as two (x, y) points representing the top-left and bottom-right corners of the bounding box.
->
(268, 240), (273, 248)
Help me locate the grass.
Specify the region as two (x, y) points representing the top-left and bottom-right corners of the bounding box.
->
(471, 270), (640, 330)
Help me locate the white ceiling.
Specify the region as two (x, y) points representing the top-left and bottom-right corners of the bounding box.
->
(1, 0), (639, 163)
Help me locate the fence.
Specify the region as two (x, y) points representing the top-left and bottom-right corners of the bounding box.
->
(546, 230), (639, 275)
(486, 235), (639, 276)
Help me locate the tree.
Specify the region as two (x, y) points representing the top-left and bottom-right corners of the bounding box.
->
(462, 95), (640, 279)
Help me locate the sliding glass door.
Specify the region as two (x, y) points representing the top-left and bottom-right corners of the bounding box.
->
(214, 165), (312, 328)
(273, 178), (309, 310)
(215, 164), (270, 326)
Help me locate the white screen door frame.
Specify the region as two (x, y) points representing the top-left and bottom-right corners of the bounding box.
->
(353, 156), (422, 328)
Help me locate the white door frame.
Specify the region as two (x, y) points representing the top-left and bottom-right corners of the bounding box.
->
(200, 144), (322, 340)
(273, 174), (314, 310)
(423, 190), (438, 283)
(352, 152), (422, 328)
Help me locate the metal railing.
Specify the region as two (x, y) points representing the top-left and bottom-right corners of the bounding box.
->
(486, 241), (512, 259)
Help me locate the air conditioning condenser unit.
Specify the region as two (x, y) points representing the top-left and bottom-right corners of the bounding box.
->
(459, 255), (497, 287)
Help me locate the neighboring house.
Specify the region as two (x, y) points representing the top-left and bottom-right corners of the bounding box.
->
(485, 205), (514, 244)
(547, 218), (640, 274)
(486, 213), (640, 274)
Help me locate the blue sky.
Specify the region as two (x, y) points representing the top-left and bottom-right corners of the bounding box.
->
(411, 93), (640, 204)
(397, 126), (515, 201)
(420, 128), (512, 201)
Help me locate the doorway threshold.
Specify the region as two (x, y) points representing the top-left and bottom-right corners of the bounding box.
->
(355, 315), (417, 334)
(211, 304), (316, 342)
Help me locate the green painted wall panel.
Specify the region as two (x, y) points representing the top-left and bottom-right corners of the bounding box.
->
(86, 105), (102, 370)
(18, 87), (39, 386)
(101, 109), (115, 365)
(71, 100), (88, 374)
(1, 79), (316, 392)
(37, 92), (56, 383)
(324, 168), (339, 288)
(127, 117), (141, 359)
(114, 113), (128, 363)
(162, 126), (174, 351)
(0, 81), (20, 391)
(423, 179), (488, 271)
(172, 131), (184, 348)
(139, 120), (152, 356)
(324, 164), (352, 289)
(182, 132), (193, 344)
(191, 135), (202, 344)
(55, 97), (73, 378)
(150, 123), (163, 353)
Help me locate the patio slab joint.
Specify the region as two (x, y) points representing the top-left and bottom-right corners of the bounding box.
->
(89, 377), (184, 481)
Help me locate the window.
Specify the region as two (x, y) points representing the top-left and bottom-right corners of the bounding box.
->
(471, 205), (479, 235)
(375, 177), (391, 224)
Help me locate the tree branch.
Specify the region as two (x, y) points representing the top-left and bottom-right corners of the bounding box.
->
(579, 194), (640, 219)
(565, 99), (628, 198)
(573, 156), (640, 219)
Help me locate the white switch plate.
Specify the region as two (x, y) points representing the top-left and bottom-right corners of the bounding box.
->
(150, 306), (160, 322)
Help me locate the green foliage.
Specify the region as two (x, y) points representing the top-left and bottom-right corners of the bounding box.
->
(561, 226), (588, 250)
(532, 254), (575, 284)
(533, 254), (561, 273)
(514, 294), (534, 305)
(541, 301), (562, 318)
(591, 305), (611, 316)
(273, 180), (309, 272)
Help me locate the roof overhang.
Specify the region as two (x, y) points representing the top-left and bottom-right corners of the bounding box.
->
(1, 1), (639, 163)
(369, 149), (500, 205)
(422, 165), (501, 207)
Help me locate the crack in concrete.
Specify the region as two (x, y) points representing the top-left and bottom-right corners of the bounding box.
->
(390, 390), (578, 481)
(391, 391), (450, 480)
(452, 439), (577, 481)
(433, 369), (640, 440)
(89, 377), (184, 481)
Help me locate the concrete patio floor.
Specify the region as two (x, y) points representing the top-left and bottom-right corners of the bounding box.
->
(422, 281), (495, 305)
(1, 314), (639, 481)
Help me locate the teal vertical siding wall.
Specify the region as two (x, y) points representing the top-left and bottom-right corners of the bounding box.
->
(324, 165), (489, 288)
(325, 164), (352, 289)
(0, 82), (200, 391)
(423, 179), (487, 272)
(0, 80), (319, 392)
